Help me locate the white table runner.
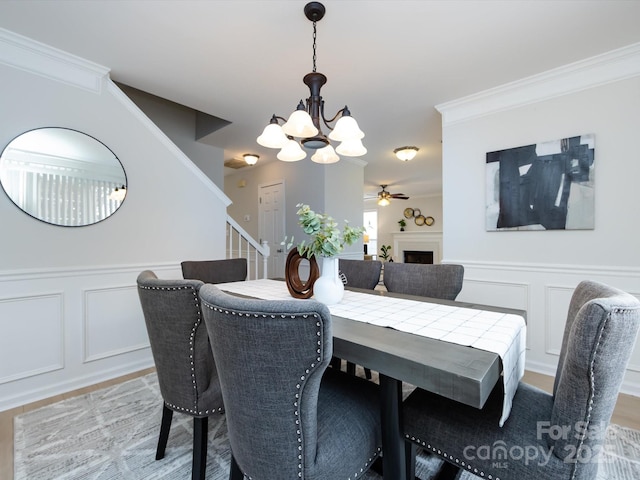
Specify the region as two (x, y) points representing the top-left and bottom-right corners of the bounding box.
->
(215, 279), (526, 426)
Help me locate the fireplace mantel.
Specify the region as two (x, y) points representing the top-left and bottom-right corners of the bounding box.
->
(391, 231), (443, 264)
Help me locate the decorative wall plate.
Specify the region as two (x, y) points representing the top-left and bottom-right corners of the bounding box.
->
(414, 215), (426, 226)
(424, 216), (435, 226)
(413, 208), (421, 216)
(404, 208), (414, 218)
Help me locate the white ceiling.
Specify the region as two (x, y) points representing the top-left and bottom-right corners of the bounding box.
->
(2, 1), (640, 199)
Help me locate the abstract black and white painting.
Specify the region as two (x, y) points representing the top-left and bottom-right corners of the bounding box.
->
(486, 134), (595, 231)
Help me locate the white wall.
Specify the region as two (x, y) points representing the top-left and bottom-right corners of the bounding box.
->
(119, 84), (225, 190)
(0, 30), (229, 410)
(439, 43), (640, 394)
(225, 157), (366, 257)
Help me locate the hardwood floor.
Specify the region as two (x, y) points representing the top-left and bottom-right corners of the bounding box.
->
(1, 368), (638, 480)
(522, 370), (640, 430)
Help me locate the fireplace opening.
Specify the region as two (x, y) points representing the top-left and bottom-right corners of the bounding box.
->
(404, 250), (434, 264)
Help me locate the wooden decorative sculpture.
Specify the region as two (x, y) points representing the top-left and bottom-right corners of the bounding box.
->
(285, 248), (320, 299)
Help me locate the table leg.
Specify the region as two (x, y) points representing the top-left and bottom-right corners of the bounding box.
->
(379, 373), (407, 480)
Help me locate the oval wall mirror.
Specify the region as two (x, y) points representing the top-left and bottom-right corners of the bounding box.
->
(0, 128), (127, 227)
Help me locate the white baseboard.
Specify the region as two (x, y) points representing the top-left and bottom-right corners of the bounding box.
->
(0, 358), (154, 412)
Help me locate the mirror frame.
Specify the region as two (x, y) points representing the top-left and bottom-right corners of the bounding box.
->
(0, 127), (127, 227)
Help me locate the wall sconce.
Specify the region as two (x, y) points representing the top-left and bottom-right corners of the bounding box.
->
(394, 146), (419, 161)
(243, 154), (259, 165)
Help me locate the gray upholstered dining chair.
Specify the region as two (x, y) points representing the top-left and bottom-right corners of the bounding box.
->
(339, 258), (383, 290)
(136, 270), (224, 480)
(383, 263), (464, 300)
(181, 258), (247, 284)
(199, 284), (382, 480)
(403, 280), (640, 480)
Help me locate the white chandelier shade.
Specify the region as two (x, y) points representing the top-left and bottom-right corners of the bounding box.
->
(335, 137), (367, 157)
(311, 145), (340, 164)
(277, 138), (307, 162)
(282, 108), (319, 138)
(256, 122), (288, 149)
(328, 114), (364, 142)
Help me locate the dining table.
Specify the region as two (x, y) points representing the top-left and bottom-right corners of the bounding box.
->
(216, 278), (527, 480)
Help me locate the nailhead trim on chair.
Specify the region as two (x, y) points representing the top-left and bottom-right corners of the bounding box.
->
(405, 434), (496, 480)
(202, 303), (381, 479)
(347, 447), (382, 480)
(139, 283), (224, 416)
(569, 309), (616, 480)
(404, 306), (638, 480)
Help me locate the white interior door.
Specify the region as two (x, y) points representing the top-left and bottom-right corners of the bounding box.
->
(258, 181), (285, 279)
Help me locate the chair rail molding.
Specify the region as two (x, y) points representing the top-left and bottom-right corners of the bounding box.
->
(448, 258), (640, 277)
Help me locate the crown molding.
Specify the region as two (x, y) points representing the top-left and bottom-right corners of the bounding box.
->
(0, 28), (109, 93)
(436, 42), (640, 125)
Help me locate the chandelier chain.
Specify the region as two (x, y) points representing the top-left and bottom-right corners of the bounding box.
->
(312, 21), (317, 73)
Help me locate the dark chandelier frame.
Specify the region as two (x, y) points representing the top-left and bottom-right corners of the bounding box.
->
(258, 1), (365, 162)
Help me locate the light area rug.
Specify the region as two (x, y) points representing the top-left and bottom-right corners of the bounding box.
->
(14, 373), (640, 480)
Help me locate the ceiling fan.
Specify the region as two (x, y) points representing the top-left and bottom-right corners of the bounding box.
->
(377, 185), (409, 206)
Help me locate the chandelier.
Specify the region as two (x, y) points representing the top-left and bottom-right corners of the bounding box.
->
(256, 2), (366, 164)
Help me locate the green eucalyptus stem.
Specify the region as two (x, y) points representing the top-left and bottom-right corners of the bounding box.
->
(282, 204), (365, 259)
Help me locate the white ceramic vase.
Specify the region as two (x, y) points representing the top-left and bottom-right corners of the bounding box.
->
(313, 256), (344, 305)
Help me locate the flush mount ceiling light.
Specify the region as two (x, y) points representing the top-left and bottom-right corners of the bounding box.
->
(256, 2), (366, 164)
(243, 153), (259, 166)
(394, 146), (419, 161)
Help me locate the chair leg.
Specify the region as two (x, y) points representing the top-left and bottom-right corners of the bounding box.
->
(156, 404), (173, 460)
(433, 461), (461, 480)
(405, 441), (417, 480)
(229, 452), (244, 480)
(192, 416), (208, 480)
(404, 440), (459, 480)
(346, 361), (372, 379)
(330, 356), (342, 370)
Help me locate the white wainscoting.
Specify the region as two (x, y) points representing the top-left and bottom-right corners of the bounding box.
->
(0, 292), (64, 384)
(83, 285), (149, 363)
(0, 263), (180, 412)
(2, 259), (638, 409)
(455, 259), (640, 396)
(544, 285), (576, 357)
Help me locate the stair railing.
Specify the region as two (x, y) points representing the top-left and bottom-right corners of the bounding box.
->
(226, 215), (270, 280)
